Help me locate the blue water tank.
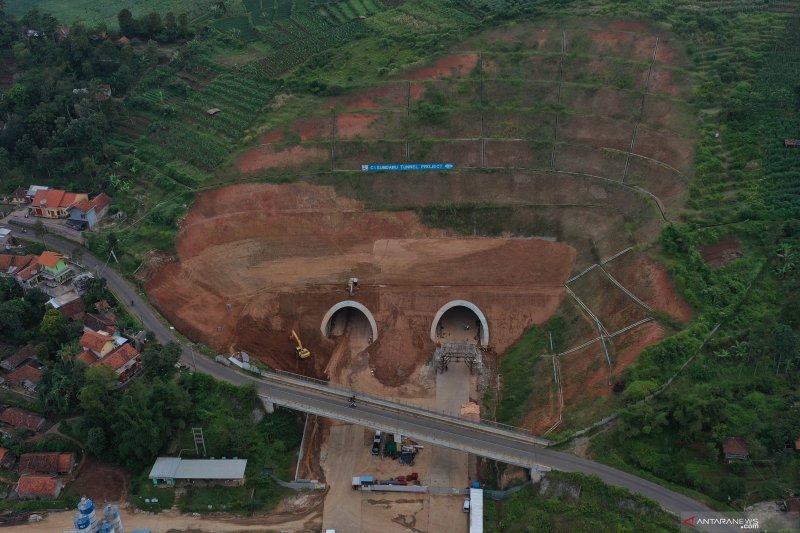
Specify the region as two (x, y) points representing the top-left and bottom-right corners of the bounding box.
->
(77, 497), (95, 517)
(73, 515), (91, 530)
(99, 521), (114, 533)
(104, 504), (119, 519)
(471, 481), (480, 488)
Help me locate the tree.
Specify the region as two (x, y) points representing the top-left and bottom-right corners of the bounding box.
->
(0, 278), (22, 302)
(178, 13), (189, 37)
(770, 324), (798, 374)
(142, 341), (181, 379)
(39, 308), (67, 340)
(118, 9), (134, 36)
(165, 12), (177, 36)
(144, 12), (162, 37)
(144, 39), (159, 66)
(79, 365), (118, 412)
(0, 300), (24, 332)
(86, 427), (107, 455)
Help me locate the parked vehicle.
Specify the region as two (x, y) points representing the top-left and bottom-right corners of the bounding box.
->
(371, 430), (382, 455)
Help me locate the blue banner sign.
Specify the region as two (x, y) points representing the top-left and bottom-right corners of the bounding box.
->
(361, 163), (455, 172)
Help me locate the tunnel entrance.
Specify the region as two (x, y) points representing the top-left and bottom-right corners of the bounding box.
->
(320, 300), (378, 343)
(430, 300), (489, 347)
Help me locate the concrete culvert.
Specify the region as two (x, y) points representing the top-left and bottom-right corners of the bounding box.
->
(320, 300), (378, 343)
(431, 300), (489, 346)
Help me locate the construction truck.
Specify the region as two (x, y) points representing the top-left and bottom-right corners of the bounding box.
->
(290, 330), (311, 359)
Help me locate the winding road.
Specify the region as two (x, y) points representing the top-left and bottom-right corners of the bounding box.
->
(30, 230), (737, 532)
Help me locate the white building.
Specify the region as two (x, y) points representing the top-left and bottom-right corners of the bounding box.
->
(148, 457), (247, 487)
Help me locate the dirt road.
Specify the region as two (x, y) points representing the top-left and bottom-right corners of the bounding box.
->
(1, 506), (320, 533)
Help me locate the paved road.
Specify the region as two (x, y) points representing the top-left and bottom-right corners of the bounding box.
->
(31, 231), (736, 532)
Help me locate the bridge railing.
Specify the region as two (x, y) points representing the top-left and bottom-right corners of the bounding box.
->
(263, 369), (553, 445)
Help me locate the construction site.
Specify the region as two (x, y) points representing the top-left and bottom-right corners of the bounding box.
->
(144, 17), (695, 533)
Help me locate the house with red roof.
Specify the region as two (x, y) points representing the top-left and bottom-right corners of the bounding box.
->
(0, 408), (45, 432)
(0, 344), (36, 371)
(7, 363), (42, 392)
(16, 475), (62, 499)
(92, 343), (141, 382)
(30, 189), (88, 219)
(19, 452), (76, 475)
(67, 192), (112, 230)
(723, 437), (749, 462)
(0, 254), (39, 289)
(79, 330), (117, 359)
(36, 251), (73, 285)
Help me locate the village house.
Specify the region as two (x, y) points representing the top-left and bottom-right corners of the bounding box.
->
(0, 448), (16, 469)
(66, 192), (112, 230)
(30, 189), (88, 219)
(25, 185), (48, 202)
(7, 362), (42, 393)
(47, 291), (86, 321)
(16, 475), (62, 499)
(92, 343), (141, 382)
(0, 344), (36, 371)
(83, 312), (118, 333)
(3, 187), (28, 205)
(723, 437), (749, 462)
(0, 254), (38, 289)
(0, 407), (45, 432)
(79, 329), (121, 359)
(37, 251), (74, 287)
(19, 452), (76, 475)
(0, 228), (13, 249)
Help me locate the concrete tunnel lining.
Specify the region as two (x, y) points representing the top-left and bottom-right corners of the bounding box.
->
(431, 299), (489, 346)
(320, 300), (379, 342)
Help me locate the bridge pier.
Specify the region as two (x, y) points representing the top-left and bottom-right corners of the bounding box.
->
(261, 397), (275, 414)
(529, 464), (551, 484)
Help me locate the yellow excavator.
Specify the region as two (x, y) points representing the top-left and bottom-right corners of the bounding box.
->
(290, 329), (311, 359)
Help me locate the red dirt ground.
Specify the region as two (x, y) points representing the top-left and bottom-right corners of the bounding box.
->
(146, 183), (576, 387)
(398, 53), (480, 81)
(699, 235), (743, 267)
(524, 319), (665, 434)
(323, 83), (424, 110)
(235, 145), (329, 173)
(607, 20), (649, 32)
(68, 457), (130, 503)
(602, 252), (693, 322)
(336, 112), (383, 139)
(587, 31), (658, 61)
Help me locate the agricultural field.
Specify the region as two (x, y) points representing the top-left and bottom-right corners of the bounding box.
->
(6, 0), (210, 26)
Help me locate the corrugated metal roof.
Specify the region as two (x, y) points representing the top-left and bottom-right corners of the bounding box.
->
(148, 457), (181, 479)
(469, 488), (483, 533)
(148, 458), (247, 480)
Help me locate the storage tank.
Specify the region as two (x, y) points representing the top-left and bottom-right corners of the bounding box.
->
(103, 504), (124, 533)
(73, 497), (99, 532)
(98, 523), (114, 533)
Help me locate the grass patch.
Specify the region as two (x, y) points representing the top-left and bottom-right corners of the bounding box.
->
(495, 326), (547, 426)
(130, 474), (176, 513)
(177, 477), (287, 514)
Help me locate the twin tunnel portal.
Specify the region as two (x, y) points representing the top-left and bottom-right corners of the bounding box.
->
(320, 298), (490, 350)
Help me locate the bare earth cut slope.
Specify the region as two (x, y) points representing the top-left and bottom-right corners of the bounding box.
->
(147, 183), (576, 385)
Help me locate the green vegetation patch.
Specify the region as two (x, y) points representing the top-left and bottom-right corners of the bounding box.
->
(494, 326), (547, 426)
(485, 471), (679, 533)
